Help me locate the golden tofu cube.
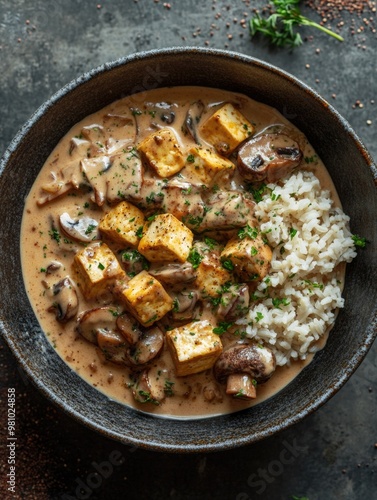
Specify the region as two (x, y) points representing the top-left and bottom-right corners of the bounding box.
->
(195, 252), (232, 298)
(99, 201), (145, 247)
(138, 128), (185, 178)
(221, 233), (272, 281)
(183, 147), (235, 185)
(74, 242), (126, 299)
(138, 213), (193, 263)
(120, 270), (173, 326)
(200, 103), (255, 156)
(166, 320), (223, 376)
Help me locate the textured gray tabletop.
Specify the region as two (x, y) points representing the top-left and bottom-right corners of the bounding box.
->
(0, 1), (376, 499)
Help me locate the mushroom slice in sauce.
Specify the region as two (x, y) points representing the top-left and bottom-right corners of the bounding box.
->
(45, 261), (62, 275)
(214, 342), (276, 399)
(237, 133), (303, 183)
(199, 191), (255, 232)
(183, 100), (205, 144)
(97, 329), (129, 365)
(47, 277), (79, 323)
(132, 370), (161, 405)
(127, 326), (164, 366)
(59, 213), (100, 243)
(149, 262), (196, 285)
(217, 283), (250, 321)
(81, 156), (112, 206)
(171, 290), (199, 322)
(76, 306), (119, 345)
(116, 313), (143, 345)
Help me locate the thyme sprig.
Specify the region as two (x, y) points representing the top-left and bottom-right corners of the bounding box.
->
(250, 0), (344, 48)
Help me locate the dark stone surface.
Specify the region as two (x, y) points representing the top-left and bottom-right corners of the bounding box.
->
(0, 1), (376, 499)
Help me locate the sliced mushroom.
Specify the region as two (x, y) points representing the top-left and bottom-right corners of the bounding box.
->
(59, 213), (100, 243)
(132, 370), (161, 405)
(237, 133), (303, 183)
(226, 373), (256, 399)
(172, 290), (199, 321)
(199, 191), (255, 232)
(149, 262), (197, 285)
(217, 283), (249, 321)
(116, 313), (143, 345)
(97, 329), (129, 364)
(183, 100), (205, 144)
(45, 261), (62, 275)
(81, 156), (112, 206)
(214, 342), (276, 400)
(76, 306), (119, 344)
(48, 277), (79, 323)
(161, 111), (175, 124)
(127, 326), (164, 366)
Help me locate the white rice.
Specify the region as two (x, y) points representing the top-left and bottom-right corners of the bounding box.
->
(235, 170), (357, 366)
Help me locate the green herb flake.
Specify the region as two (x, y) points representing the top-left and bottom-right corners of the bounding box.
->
(213, 321), (234, 335)
(238, 224), (259, 240)
(352, 234), (367, 248)
(164, 380), (175, 397)
(187, 248), (203, 269)
(221, 259), (234, 271)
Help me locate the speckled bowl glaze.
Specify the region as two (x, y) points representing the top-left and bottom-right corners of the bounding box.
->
(1, 48), (376, 452)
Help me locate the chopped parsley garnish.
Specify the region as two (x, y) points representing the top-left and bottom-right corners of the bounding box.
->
(137, 390), (160, 405)
(97, 262), (105, 270)
(186, 154), (195, 163)
(213, 321), (234, 335)
(135, 226), (144, 238)
(221, 259), (234, 271)
(204, 237), (218, 250)
(164, 380), (175, 397)
(238, 224), (259, 240)
(289, 227), (298, 239)
(255, 311), (264, 322)
(85, 224), (96, 235)
(48, 228), (61, 244)
(272, 297), (290, 309)
(187, 248), (203, 269)
(248, 183), (267, 203)
(352, 234), (367, 248)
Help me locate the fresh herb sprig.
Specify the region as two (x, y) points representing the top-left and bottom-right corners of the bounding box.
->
(250, 0), (344, 48)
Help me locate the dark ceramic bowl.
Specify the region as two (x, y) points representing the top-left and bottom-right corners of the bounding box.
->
(1, 48), (376, 452)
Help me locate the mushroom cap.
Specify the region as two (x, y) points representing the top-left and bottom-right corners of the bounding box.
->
(48, 276), (79, 323)
(237, 133), (302, 183)
(214, 342), (276, 384)
(59, 212), (100, 243)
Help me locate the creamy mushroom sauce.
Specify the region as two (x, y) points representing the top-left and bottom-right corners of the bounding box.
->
(21, 87), (342, 418)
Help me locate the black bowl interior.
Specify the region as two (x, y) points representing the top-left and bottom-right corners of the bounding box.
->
(1, 48), (376, 452)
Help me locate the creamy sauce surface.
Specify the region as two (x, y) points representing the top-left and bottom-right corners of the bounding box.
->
(21, 86), (343, 418)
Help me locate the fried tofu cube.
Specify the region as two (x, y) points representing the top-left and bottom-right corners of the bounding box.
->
(200, 103), (255, 156)
(120, 270), (173, 326)
(195, 250), (232, 298)
(138, 213), (193, 263)
(183, 147), (235, 185)
(221, 234), (272, 281)
(74, 242), (126, 299)
(166, 320), (223, 376)
(138, 128), (185, 178)
(99, 201), (145, 247)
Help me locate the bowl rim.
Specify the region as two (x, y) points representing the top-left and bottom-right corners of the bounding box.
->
(1, 46), (377, 452)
